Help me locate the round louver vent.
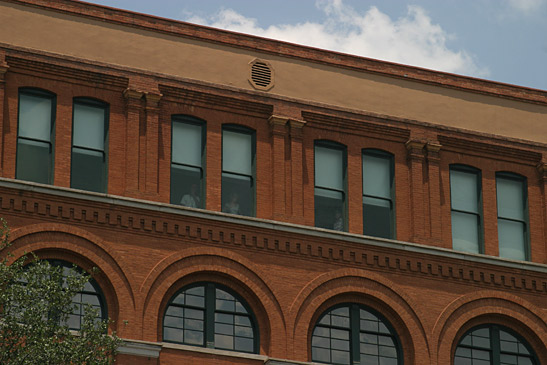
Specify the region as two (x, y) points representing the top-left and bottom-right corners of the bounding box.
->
(249, 59), (273, 91)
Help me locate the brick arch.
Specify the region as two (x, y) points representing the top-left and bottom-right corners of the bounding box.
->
(434, 291), (547, 365)
(141, 247), (284, 356)
(7, 223), (136, 328)
(289, 268), (428, 364)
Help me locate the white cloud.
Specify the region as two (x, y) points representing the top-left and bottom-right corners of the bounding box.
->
(186, 1), (489, 78)
(506, 0), (546, 14)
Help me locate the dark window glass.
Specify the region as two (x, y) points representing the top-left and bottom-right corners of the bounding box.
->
(363, 150), (395, 238)
(455, 325), (537, 365)
(315, 142), (346, 231)
(496, 174), (529, 261)
(163, 283), (258, 353)
(71, 99), (108, 193)
(16, 89), (55, 184)
(450, 166), (483, 254)
(171, 116), (205, 208)
(312, 304), (402, 364)
(222, 126), (255, 216)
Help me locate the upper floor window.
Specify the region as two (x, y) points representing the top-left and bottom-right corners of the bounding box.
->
(222, 126), (255, 216)
(71, 98), (108, 193)
(455, 325), (538, 365)
(163, 282), (258, 353)
(496, 173), (529, 261)
(171, 116), (205, 208)
(16, 88), (56, 184)
(450, 165), (483, 254)
(311, 303), (402, 365)
(315, 141), (347, 231)
(362, 150), (395, 239)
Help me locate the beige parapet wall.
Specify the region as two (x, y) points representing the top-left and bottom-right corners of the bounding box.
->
(1, 1), (546, 144)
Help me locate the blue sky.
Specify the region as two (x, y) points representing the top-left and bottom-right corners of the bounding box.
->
(85, 0), (547, 91)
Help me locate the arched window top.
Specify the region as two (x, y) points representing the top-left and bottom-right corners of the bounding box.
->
(19, 86), (56, 97)
(73, 96), (109, 107)
(363, 148), (394, 158)
(449, 163), (481, 173)
(223, 123), (255, 133)
(315, 139), (347, 150)
(496, 171), (527, 181)
(455, 324), (538, 365)
(172, 114), (206, 125)
(311, 303), (402, 364)
(163, 282), (258, 354)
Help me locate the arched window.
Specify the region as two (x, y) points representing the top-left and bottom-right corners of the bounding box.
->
(22, 260), (107, 331)
(455, 325), (538, 365)
(163, 282), (258, 353)
(54, 261), (107, 331)
(311, 304), (402, 364)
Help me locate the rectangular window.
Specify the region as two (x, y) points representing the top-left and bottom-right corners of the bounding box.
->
(315, 142), (346, 231)
(222, 126), (255, 216)
(16, 89), (55, 184)
(71, 99), (108, 193)
(496, 174), (528, 261)
(450, 166), (482, 254)
(362, 151), (395, 238)
(171, 116), (205, 208)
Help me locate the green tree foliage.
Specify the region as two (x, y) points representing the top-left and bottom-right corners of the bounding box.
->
(0, 219), (121, 364)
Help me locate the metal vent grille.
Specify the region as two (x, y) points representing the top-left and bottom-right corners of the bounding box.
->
(249, 59), (273, 90)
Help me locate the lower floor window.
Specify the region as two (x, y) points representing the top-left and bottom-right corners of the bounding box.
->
(455, 325), (537, 365)
(163, 282), (258, 353)
(312, 304), (402, 364)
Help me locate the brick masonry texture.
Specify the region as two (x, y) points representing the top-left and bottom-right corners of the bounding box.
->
(0, 1), (546, 364)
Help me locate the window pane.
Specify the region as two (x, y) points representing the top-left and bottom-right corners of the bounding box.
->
(172, 121), (202, 167)
(171, 165), (202, 207)
(452, 211), (480, 253)
(71, 148), (105, 193)
(19, 93), (52, 141)
(450, 169), (479, 213)
(223, 130), (252, 175)
(73, 103), (105, 150)
(496, 177), (524, 220)
(315, 145), (344, 190)
(16, 139), (51, 184)
(222, 173), (253, 216)
(363, 197), (392, 238)
(363, 153), (391, 199)
(498, 219), (526, 260)
(315, 188), (344, 230)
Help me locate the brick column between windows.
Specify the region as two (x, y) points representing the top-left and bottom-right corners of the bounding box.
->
(537, 161), (547, 262)
(123, 88), (144, 195)
(406, 139), (427, 244)
(289, 119), (306, 224)
(269, 115), (288, 220)
(0, 57), (8, 177)
(145, 92), (162, 198)
(426, 142), (443, 246)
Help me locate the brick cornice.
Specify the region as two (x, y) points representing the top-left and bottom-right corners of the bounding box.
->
(4, 0), (547, 105)
(438, 135), (543, 164)
(1, 179), (545, 296)
(5, 55), (128, 90)
(159, 84), (273, 118)
(302, 111), (410, 142)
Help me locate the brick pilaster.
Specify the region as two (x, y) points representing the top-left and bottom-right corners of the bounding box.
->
(269, 115), (288, 220)
(406, 139), (426, 244)
(289, 119), (306, 224)
(123, 88), (144, 195)
(426, 142), (443, 246)
(144, 92), (162, 197)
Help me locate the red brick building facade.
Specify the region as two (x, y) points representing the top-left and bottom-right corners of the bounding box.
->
(0, 1), (545, 364)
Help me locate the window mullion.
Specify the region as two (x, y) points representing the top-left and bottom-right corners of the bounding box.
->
(205, 283), (215, 348)
(491, 326), (500, 365)
(350, 304), (360, 365)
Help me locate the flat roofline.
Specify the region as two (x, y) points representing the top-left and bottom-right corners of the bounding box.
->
(4, 0), (547, 105)
(1, 178), (545, 274)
